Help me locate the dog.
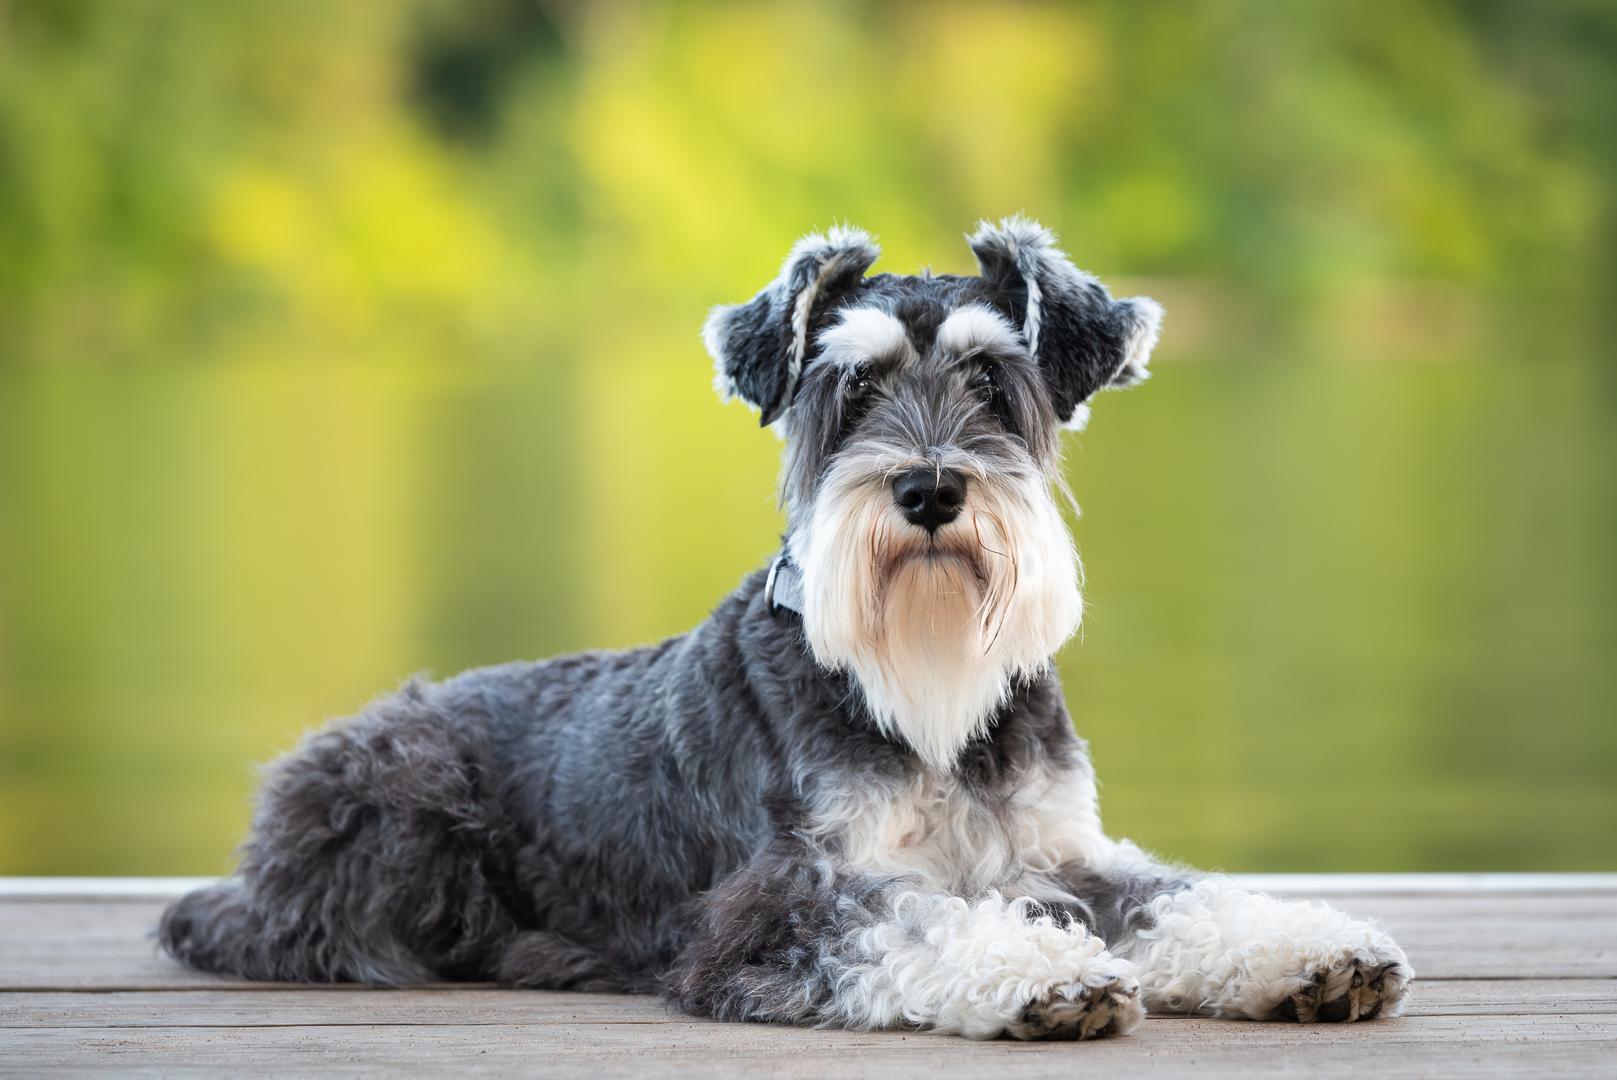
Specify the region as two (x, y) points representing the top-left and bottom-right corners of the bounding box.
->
(159, 218), (1411, 1039)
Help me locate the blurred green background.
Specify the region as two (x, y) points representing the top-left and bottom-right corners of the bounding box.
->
(1, 1), (1614, 875)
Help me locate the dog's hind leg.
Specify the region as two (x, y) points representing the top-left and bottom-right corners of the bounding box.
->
(666, 842), (1142, 1040)
(159, 680), (521, 984)
(491, 929), (653, 993)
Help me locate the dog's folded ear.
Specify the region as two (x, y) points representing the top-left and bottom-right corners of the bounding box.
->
(968, 216), (1163, 430)
(704, 226), (880, 427)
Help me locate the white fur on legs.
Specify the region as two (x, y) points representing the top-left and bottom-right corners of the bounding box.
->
(828, 891), (1142, 1040)
(1122, 878), (1412, 1021)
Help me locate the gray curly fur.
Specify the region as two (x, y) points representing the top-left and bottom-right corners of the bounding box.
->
(161, 579), (1174, 1017)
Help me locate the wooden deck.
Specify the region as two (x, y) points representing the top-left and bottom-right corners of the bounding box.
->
(1, 875), (1614, 1078)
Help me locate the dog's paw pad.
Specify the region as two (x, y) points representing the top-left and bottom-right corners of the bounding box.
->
(1012, 972), (1144, 1040)
(1274, 955), (1411, 1023)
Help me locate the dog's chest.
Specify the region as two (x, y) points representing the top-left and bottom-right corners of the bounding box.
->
(805, 760), (1106, 896)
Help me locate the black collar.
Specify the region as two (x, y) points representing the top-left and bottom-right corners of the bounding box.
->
(764, 553), (804, 616)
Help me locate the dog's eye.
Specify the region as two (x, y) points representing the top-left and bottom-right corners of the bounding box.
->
(848, 374), (873, 397)
(973, 366), (999, 395)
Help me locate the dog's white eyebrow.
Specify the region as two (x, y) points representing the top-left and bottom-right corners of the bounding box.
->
(936, 303), (1022, 355)
(815, 307), (914, 367)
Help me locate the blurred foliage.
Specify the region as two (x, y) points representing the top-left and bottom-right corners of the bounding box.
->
(5, 0), (1615, 356)
(0, 0), (1613, 873)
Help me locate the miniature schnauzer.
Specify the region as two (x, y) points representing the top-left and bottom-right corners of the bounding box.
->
(161, 218), (1411, 1039)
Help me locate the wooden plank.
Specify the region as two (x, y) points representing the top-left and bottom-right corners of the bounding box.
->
(2, 1014), (1614, 1079)
(0, 899), (242, 992)
(4, 980), (1614, 1030)
(5, 888), (1614, 990)
(0, 990), (675, 1029)
(0, 879), (216, 901)
(2, 877), (1614, 1078)
(6, 874), (1615, 901)
(1409, 979), (1617, 1016)
(1237, 873), (1617, 896)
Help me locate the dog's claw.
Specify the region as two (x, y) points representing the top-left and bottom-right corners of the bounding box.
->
(1274, 954), (1411, 1023)
(1011, 972), (1144, 1041)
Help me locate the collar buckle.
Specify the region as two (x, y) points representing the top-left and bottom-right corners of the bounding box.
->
(765, 552), (803, 616)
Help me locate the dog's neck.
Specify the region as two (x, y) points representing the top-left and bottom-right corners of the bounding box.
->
(764, 553), (806, 617)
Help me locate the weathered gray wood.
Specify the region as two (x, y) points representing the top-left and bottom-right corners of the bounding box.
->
(2, 877), (1615, 1078)
(4, 979), (1614, 1029)
(6, 888), (1615, 990)
(3, 1015), (1615, 1079)
(1235, 873), (1617, 896)
(0, 879), (218, 900)
(7, 874), (1614, 901)
(0, 900), (238, 991)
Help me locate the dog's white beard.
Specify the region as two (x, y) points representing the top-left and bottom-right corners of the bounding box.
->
(791, 469), (1082, 771)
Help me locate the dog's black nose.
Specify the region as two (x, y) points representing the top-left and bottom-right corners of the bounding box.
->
(892, 467), (967, 533)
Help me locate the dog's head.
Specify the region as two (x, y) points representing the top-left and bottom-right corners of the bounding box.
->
(704, 217), (1162, 769)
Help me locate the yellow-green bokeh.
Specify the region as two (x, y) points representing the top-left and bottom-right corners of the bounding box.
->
(1, 1), (1613, 874)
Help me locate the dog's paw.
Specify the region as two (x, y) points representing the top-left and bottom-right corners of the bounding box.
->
(1271, 948), (1412, 1023)
(1008, 967), (1145, 1040)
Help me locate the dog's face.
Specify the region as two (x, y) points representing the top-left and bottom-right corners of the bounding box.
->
(705, 218), (1162, 769)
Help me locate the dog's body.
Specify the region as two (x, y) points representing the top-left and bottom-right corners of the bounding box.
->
(161, 219), (1411, 1038)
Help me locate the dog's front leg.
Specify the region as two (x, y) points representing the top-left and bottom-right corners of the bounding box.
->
(1069, 845), (1413, 1022)
(667, 846), (1142, 1039)
(1129, 877), (1413, 1021)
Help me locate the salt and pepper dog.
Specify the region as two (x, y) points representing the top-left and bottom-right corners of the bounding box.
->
(160, 218), (1411, 1038)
